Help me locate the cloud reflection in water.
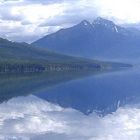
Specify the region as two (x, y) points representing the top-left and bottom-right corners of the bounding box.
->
(0, 95), (140, 140)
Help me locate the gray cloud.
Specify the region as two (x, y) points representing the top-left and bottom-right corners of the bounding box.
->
(0, 9), (23, 21)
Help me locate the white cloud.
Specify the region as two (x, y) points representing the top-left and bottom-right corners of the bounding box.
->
(0, 0), (140, 42)
(94, 0), (140, 24)
(0, 1), (65, 42)
(0, 95), (140, 140)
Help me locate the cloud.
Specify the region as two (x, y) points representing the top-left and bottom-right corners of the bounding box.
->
(0, 1), (65, 42)
(0, 19), (61, 42)
(0, 0), (140, 42)
(0, 95), (140, 140)
(94, 0), (140, 24)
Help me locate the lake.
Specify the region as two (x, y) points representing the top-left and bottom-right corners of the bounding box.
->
(0, 63), (140, 140)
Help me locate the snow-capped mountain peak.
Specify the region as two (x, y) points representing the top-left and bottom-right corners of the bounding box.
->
(82, 20), (89, 26)
(93, 17), (114, 26)
(79, 20), (92, 27)
(92, 17), (120, 33)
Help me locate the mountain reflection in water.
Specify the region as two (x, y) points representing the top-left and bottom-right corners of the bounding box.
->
(1, 66), (140, 140)
(0, 66), (134, 115)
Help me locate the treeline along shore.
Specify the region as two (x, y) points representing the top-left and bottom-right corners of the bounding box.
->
(0, 63), (102, 74)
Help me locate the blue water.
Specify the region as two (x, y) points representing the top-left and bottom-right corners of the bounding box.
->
(35, 65), (140, 115)
(0, 64), (140, 139)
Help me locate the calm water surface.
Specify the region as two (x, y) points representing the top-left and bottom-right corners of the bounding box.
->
(0, 64), (140, 140)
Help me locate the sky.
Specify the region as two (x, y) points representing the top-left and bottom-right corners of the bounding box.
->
(0, 0), (140, 43)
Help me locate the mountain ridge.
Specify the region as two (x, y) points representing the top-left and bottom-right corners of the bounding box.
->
(32, 17), (140, 59)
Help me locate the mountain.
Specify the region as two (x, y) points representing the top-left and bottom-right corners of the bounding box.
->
(126, 27), (140, 36)
(0, 37), (83, 64)
(0, 38), (96, 73)
(0, 37), (132, 73)
(0, 37), (121, 73)
(32, 17), (140, 59)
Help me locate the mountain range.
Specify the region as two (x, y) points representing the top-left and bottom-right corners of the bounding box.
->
(32, 17), (140, 59)
(0, 37), (85, 64)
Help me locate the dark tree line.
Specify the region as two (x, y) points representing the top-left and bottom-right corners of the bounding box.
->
(0, 63), (101, 73)
(0, 64), (45, 73)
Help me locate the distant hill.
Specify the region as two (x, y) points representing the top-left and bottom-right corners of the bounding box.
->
(0, 38), (83, 64)
(32, 17), (140, 59)
(0, 37), (131, 73)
